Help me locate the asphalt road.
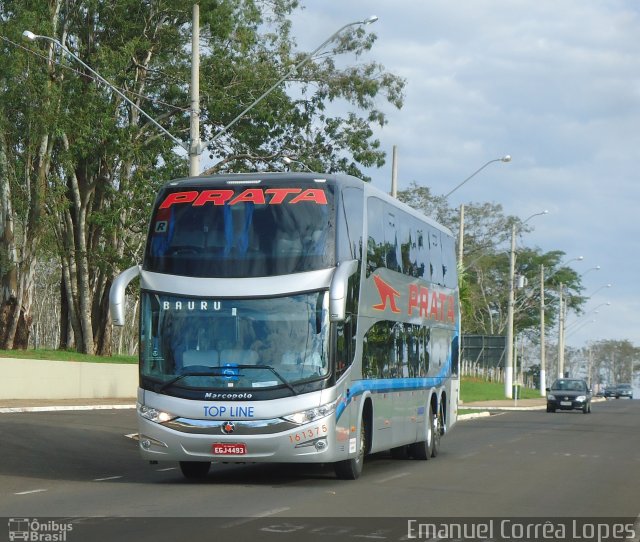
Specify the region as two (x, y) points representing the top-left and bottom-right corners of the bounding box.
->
(1, 399), (639, 541)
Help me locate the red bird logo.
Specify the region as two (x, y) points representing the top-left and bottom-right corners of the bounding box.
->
(372, 275), (401, 313)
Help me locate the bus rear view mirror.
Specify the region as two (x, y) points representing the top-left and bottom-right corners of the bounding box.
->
(329, 260), (358, 322)
(109, 265), (141, 326)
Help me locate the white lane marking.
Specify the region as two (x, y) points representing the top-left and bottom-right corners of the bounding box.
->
(93, 476), (123, 481)
(156, 467), (177, 472)
(375, 472), (410, 484)
(15, 489), (47, 495)
(221, 507), (291, 528)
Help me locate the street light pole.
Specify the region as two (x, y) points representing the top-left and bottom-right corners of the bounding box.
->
(557, 283), (566, 378)
(189, 3), (201, 176)
(505, 223), (517, 398)
(504, 210), (548, 398)
(444, 155), (511, 266)
(197, 15), (379, 155)
(540, 263), (546, 395)
(443, 155), (511, 199)
(23, 30), (188, 153)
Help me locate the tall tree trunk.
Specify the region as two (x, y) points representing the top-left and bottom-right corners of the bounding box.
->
(94, 279), (113, 356)
(58, 275), (69, 349)
(61, 134), (95, 354)
(0, 129), (19, 349)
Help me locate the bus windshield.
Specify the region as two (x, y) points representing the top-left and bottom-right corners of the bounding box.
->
(144, 181), (336, 277)
(140, 291), (330, 392)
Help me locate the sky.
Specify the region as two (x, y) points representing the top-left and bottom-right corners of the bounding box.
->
(290, 0), (640, 351)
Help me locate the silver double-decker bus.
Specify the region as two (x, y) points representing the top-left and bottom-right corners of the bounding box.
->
(110, 172), (460, 479)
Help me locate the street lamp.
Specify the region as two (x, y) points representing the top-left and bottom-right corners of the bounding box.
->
(24, 15), (378, 175)
(283, 156), (313, 172)
(447, 155), (511, 264)
(505, 210), (548, 399)
(565, 302), (611, 332)
(588, 283), (612, 297)
(444, 155), (511, 199)
(581, 265), (601, 277)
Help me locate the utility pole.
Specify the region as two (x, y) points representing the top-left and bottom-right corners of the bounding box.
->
(504, 223), (516, 399)
(539, 264), (546, 395)
(189, 3), (201, 176)
(390, 145), (398, 198)
(458, 205), (465, 265)
(557, 283), (565, 378)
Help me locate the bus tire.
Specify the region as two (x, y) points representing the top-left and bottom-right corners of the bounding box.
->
(409, 403), (436, 460)
(431, 402), (443, 458)
(179, 461), (211, 479)
(334, 417), (367, 480)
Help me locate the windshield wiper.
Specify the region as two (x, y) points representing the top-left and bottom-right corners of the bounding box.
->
(157, 370), (222, 394)
(156, 365), (298, 396)
(251, 364), (298, 396)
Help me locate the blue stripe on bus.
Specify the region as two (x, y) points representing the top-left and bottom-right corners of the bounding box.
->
(336, 375), (447, 420)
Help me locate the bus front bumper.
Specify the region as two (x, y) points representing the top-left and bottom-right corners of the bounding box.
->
(137, 415), (351, 464)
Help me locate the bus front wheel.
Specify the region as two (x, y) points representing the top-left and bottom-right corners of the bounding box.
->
(334, 417), (367, 480)
(179, 461), (211, 480)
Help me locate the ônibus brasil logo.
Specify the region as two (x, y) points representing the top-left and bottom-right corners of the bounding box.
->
(8, 518), (73, 541)
(372, 274), (456, 324)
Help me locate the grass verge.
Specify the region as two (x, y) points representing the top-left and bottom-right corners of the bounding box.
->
(0, 348), (137, 364)
(461, 376), (541, 402)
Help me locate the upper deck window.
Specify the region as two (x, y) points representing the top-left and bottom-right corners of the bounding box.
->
(144, 181), (336, 278)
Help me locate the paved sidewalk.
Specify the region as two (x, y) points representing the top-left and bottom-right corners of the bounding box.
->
(0, 397), (136, 413)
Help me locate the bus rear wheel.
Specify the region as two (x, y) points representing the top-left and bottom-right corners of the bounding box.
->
(409, 403), (436, 460)
(179, 461), (211, 480)
(431, 402), (443, 458)
(334, 418), (366, 480)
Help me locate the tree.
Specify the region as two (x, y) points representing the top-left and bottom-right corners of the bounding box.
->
(1, 0), (405, 354)
(396, 183), (586, 337)
(0, 0), (63, 349)
(586, 340), (640, 386)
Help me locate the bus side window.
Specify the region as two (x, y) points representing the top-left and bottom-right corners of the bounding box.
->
(335, 272), (359, 378)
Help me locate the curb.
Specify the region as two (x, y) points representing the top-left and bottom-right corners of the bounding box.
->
(461, 404), (547, 411)
(457, 412), (492, 421)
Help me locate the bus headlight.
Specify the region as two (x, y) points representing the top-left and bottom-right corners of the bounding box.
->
(138, 403), (176, 423)
(283, 399), (338, 425)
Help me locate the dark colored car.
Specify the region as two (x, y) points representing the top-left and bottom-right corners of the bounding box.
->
(615, 383), (634, 399)
(603, 386), (618, 398)
(546, 378), (592, 414)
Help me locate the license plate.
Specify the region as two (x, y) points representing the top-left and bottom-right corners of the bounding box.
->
(211, 443), (246, 455)
(560, 401), (572, 406)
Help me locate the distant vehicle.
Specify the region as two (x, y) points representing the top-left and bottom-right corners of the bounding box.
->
(546, 378), (592, 414)
(615, 383), (633, 399)
(603, 386), (618, 398)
